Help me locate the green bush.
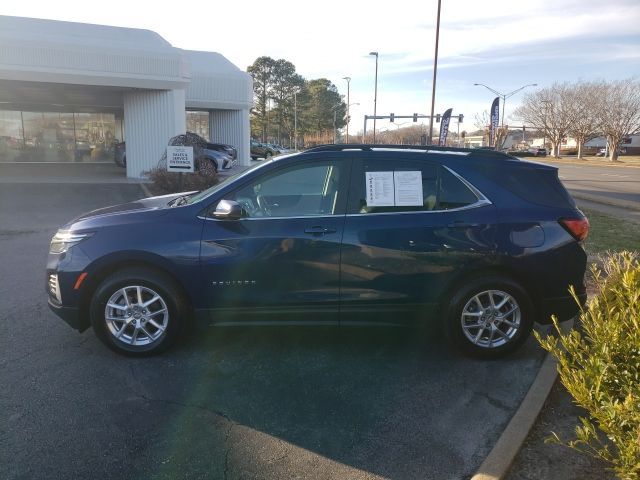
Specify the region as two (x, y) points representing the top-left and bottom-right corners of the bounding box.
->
(536, 251), (640, 480)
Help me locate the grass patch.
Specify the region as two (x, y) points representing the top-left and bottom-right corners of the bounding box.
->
(582, 208), (640, 255)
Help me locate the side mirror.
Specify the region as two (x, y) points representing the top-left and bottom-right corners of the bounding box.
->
(212, 200), (245, 220)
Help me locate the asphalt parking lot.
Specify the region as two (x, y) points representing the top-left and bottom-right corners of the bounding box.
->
(0, 180), (547, 480)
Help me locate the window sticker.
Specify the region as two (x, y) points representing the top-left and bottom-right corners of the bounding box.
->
(393, 171), (423, 206)
(365, 171), (424, 207)
(365, 171), (395, 206)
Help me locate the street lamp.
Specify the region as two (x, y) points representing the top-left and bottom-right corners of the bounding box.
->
(342, 76), (351, 143)
(369, 52), (378, 143)
(293, 89), (301, 150)
(473, 83), (538, 127)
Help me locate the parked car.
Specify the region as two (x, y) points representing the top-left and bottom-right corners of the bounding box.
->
(250, 140), (277, 160)
(528, 147), (547, 157)
(114, 141), (237, 171)
(47, 144), (588, 358)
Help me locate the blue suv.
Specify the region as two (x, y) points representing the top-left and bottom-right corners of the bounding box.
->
(47, 145), (588, 358)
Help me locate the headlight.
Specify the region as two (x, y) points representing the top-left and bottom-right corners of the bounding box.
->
(50, 230), (93, 254)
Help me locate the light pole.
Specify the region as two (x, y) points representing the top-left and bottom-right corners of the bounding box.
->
(427, 0), (442, 145)
(331, 104), (341, 144)
(293, 89), (300, 150)
(342, 76), (351, 143)
(473, 83), (538, 127)
(369, 52), (378, 143)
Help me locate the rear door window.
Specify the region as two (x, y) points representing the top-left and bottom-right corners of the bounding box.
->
(348, 158), (480, 214)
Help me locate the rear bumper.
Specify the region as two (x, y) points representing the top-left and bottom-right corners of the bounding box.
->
(48, 298), (90, 332)
(537, 291), (587, 324)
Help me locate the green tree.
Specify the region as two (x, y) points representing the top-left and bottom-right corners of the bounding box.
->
(247, 56), (276, 142)
(271, 59), (304, 145)
(303, 78), (346, 141)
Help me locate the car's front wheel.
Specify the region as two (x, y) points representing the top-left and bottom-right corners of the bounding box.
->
(90, 268), (188, 356)
(445, 276), (533, 359)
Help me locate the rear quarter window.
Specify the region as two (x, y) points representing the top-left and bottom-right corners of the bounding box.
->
(491, 165), (575, 208)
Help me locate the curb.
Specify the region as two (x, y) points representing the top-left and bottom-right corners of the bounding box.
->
(471, 319), (573, 480)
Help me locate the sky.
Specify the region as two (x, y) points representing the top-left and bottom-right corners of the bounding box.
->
(2, 0), (639, 134)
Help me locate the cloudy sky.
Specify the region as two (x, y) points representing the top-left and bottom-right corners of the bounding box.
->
(2, 0), (639, 134)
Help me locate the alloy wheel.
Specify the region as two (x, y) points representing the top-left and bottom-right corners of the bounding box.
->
(460, 289), (521, 349)
(104, 285), (169, 346)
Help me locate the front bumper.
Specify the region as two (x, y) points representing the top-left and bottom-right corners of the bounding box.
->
(48, 298), (90, 332)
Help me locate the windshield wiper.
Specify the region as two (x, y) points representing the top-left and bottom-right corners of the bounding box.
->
(168, 194), (190, 207)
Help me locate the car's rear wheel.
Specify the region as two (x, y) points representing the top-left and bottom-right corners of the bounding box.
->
(445, 276), (533, 358)
(90, 268), (188, 356)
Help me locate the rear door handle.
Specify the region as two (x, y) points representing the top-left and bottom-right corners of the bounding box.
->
(447, 221), (480, 228)
(304, 226), (337, 236)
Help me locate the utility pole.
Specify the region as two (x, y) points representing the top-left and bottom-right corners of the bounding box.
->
(369, 52), (379, 143)
(342, 76), (351, 143)
(427, 0), (442, 145)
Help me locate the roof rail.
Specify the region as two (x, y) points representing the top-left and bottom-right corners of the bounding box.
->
(303, 143), (507, 157)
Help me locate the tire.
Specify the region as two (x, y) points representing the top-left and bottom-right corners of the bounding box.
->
(445, 276), (533, 359)
(265, 151), (273, 160)
(90, 267), (189, 356)
(251, 156), (258, 161)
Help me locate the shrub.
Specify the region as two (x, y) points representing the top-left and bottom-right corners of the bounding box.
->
(145, 132), (219, 195)
(536, 251), (640, 480)
(146, 157), (218, 195)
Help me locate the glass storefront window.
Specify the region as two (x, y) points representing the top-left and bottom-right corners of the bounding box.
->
(0, 110), (23, 162)
(186, 110), (210, 141)
(22, 112), (76, 162)
(0, 110), (117, 162)
(74, 113), (116, 162)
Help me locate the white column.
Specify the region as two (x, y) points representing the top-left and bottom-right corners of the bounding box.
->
(209, 108), (250, 167)
(123, 89), (186, 178)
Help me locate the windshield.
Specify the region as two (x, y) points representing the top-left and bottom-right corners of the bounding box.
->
(186, 162), (267, 205)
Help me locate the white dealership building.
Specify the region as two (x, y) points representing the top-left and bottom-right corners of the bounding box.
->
(0, 15), (253, 178)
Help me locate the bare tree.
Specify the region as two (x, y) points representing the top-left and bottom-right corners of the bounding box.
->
(473, 110), (508, 149)
(566, 81), (603, 159)
(598, 78), (640, 162)
(514, 83), (572, 158)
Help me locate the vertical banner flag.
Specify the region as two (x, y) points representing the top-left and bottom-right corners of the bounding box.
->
(438, 108), (453, 146)
(489, 97), (500, 147)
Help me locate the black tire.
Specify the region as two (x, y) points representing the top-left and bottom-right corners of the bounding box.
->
(265, 151), (273, 160)
(251, 156), (258, 161)
(90, 267), (189, 356)
(445, 276), (533, 359)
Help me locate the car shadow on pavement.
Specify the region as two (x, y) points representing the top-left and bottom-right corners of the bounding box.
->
(111, 324), (546, 480)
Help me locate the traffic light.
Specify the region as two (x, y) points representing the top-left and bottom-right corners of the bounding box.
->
(436, 114), (441, 123)
(413, 113), (418, 122)
(458, 114), (464, 123)
(390, 113), (394, 122)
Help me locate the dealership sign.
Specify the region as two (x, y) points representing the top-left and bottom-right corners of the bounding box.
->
(167, 146), (194, 173)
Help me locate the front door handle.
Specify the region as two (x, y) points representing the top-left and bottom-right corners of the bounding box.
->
(304, 226), (337, 236)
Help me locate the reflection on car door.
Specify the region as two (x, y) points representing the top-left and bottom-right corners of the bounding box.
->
(199, 158), (350, 324)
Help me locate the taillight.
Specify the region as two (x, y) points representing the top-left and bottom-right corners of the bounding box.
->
(559, 217), (589, 241)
